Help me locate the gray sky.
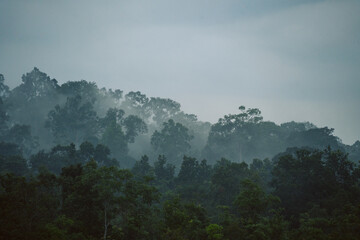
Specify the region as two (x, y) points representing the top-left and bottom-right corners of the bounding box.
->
(0, 0), (359, 144)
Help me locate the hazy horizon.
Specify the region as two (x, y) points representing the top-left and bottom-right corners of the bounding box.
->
(1, 0), (359, 144)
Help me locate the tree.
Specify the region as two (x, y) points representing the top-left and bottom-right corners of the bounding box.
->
(100, 108), (147, 167)
(100, 109), (128, 159)
(286, 127), (341, 150)
(0, 171), (61, 240)
(177, 156), (200, 185)
(162, 197), (209, 240)
(11, 67), (59, 101)
(145, 97), (181, 125)
(93, 166), (133, 240)
(132, 155), (154, 178)
(94, 144), (118, 167)
(154, 155), (175, 182)
(5, 124), (38, 157)
(151, 119), (193, 165)
(60, 160), (159, 239)
(271, 147), (360, 222)
(122, 115), (147, 143)
(176, 156), (212, 204)
(30, 143), (78, 175)
(59, 80), (99, 104)
(30, 142), (117, 175)
(206, 224), (224, 240)
(0, 94), (39, 156)
(234, 180), (279, 223)
(0, 155), (28, 176)
(249, 158), (274, 193)
(0, 142), (22, 157)
(0, 74), (10, 98)
(0, 97), (9, 136)
(153, 155), (175, 196)
(6, 68), (60, 148)
(46, 95), (99, 145)
(123, 91), (150, 120)
(211, 158), (250, 206)
(203, 106), (267, 164)
(61, 160), (106, 238)
(346, 140), (360, 163)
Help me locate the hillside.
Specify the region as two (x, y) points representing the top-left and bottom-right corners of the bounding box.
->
(1, 68), (360, 239)
(0, 68), (359, 169)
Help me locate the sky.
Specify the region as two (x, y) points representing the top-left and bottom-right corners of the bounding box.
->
(0, 0), (359, 144)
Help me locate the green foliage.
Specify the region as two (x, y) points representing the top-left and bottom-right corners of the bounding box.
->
(1, 124), (39, 157)
(101, 116), (128, 160)
(0, 97), (9, 135)
(0, 74), (10, 98)
(1, 68), (360, 240)
(204, 106), (347, 165)
(46, 95), (99, 145)
(6, 68), (60, 150)
(132, 155), (154, 178)
(17, 67), (59, 100)
(175, 156), (212, 204)
(234, 179), (279, 222)
(287, 127), (341, 150)
(100, 108), (147, 167)
(59, 160), (159, 239)
(147, 97), (181, 125)
(59, 80), (98, 104)
(154, 155), (175, 181)
(151, 119), (193, 165)
(206, 224), (224, 240)
(0, 171), (61, 240)
(0, 155), (28, 176)
(163, 197), (208, 240)
(211, 158), (250, 206)
(0, 142), (22, 156)
(30, 142), (116, 174)
(249, 158), (273, 193)
(1, 145), (360, 239)
(272, 147), (360, 222)
(123, 114), (148, 143)
(203, 106), (285, 164)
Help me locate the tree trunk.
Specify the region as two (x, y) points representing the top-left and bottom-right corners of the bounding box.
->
(104, 205), (108, 240)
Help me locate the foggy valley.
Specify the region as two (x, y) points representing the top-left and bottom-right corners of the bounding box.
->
(1, 1), (360, 239)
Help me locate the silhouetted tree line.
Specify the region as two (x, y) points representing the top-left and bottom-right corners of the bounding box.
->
(0, 68), (360, 239)
(0, 68), (359, 168)
(1, 143), (360, 239)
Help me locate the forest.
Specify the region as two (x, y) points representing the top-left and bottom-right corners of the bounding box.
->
(0, 68), (360, 239)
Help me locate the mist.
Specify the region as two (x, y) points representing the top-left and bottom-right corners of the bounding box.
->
(1, 1), (360, 239)
(1, 0), (359, 144)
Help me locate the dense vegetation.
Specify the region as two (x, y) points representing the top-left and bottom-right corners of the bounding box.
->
(0, 68), (359, 239)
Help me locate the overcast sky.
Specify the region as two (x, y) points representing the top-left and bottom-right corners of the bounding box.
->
(0, 0), (359, 144)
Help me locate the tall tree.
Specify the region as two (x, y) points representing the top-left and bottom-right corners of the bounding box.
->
(6, 68), (60, 148)
(151, 119), (193, 166)
(100, 108), (147, 167)
(271, 147), (360, 221)
(153, 155), (175, 182)
(0, 74), (10, 98)
(59, 80), (99, 104)
(5, 124), (38, 157)
(132, 155), (154, 178)
(203, 106), (266, 164)
(46, 95), (99, 145)
(211, 158), (250, 206)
